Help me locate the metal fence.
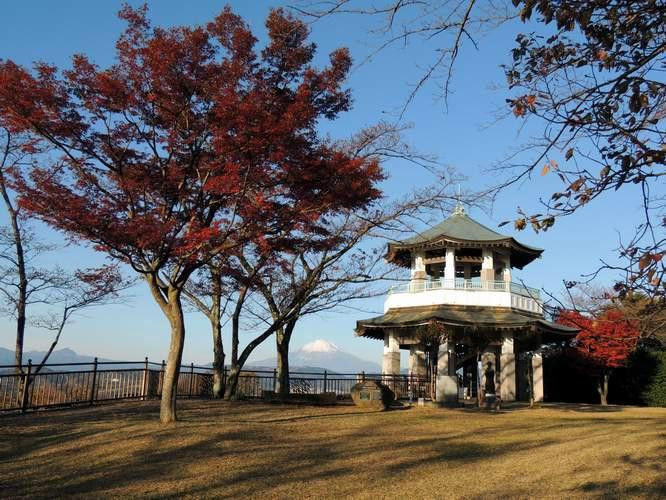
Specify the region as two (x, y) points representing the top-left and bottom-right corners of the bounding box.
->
(0, 358), (431, 413)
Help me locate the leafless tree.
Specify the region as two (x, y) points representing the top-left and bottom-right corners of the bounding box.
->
(27, 265), (134, 375)
(0, 128), (133, 375)
(292, 0), (515, 115)
(495, 0), (665, 299)
(0, 129), (40, 369)
(296, 1), (666, 307)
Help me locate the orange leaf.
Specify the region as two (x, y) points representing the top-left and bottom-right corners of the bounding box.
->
(541, 164), (550, 176)
(569, 177), (585, 192)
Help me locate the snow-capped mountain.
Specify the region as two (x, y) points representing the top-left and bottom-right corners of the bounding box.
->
(250, 339), (380, 374)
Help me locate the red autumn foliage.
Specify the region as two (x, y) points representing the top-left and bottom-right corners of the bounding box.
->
(557, 309), (640, 370)
(0, 5), (384, 422)
(0, 6), (382, 271)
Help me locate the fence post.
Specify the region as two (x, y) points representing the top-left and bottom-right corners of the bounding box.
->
(272, 368), (277, 392)
(323, 370), (328, 393)
(142, 357), (149, 400)
(189, 362), (194, 398)
(160, 360), (165, 396)
(21, 359), (32, 413)
(88, 357), (98, 406)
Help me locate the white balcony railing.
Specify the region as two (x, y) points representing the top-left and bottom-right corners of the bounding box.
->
(384, 278), (543, 315)
(388, 278), (541, 299)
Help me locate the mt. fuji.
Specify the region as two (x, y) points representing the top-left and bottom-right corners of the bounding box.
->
(250, 339), (380, 374)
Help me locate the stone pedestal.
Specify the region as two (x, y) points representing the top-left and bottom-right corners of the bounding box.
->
(435, 375), (458, 406)
(351, 380), (394, 410)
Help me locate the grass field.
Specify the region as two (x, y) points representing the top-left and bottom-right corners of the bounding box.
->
(1, 400), (665, 498)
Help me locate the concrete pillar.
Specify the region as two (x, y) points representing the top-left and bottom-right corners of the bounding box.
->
(437, 341), (451, 376)
(501, 254), (512, 284)
(411, 250), (426, 291)
(409, 346), (426, 377)
(481, 248), (494, 283)
(382, 330), (400, 375)
(436, 341), (458, 406)
(411, 250), (426, 279)
(444, 247), (455, 286)
(500, 335), (516, 402)
(532, 354), (544, 403)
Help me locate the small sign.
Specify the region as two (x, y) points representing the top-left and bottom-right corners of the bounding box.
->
(359, 391), (370, 400)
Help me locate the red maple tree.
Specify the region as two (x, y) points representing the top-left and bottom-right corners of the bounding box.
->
(0, 6), (382, 422)
(558, 309), (640, 405)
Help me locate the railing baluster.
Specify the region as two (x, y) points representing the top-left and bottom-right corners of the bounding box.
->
(141, 357), (148, 400)
(20, 360), (32, 413)
(189, 363), (194, 398)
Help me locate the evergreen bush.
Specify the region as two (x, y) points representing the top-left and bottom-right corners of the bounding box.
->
(643, 350), (666, 407)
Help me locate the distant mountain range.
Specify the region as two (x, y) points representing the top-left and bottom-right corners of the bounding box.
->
(249, 339), (380, 374)
(0, 339), (381, 375)
(0, 347), (114, 367)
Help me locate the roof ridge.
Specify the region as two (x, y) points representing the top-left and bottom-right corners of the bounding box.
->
(451, 212), (506, 239)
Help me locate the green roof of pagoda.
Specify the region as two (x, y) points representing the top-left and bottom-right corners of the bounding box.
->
(402, 212), (538, 246)
(386, 207), (543, 269)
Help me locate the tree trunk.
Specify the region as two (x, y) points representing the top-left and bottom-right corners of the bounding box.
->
(275, 320), (295, 398)
(160, 289), (186, 424)
(224, 365), (240, 400)
(14, 309), (25, 373)
(223, 284), (247, 401)
(224, 322), (280, 400)
(0, 162), (26, 374)
(223, 315), (240, 401)
(211, 316), (225, 399)
(209, 267), (225, 398)
(598, 371), (609, 406)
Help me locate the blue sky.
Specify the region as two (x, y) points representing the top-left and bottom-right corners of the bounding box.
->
(0, 1), (640, 366)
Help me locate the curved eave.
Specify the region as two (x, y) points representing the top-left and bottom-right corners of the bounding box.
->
(355, 305), (578, 341)
(385, 236), (543, 270)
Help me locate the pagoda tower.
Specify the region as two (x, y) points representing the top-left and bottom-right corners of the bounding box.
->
(355, 204), (577, 404)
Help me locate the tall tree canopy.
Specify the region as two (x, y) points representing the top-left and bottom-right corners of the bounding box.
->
(0, 5), (382, 422)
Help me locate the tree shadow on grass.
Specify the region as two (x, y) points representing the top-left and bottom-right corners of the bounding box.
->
(2, 400), (666, 498)
(492, 402), (627, 413)
(577, 479), (666, 497)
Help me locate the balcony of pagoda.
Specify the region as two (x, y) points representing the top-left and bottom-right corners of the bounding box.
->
(385, 278), (543, 315)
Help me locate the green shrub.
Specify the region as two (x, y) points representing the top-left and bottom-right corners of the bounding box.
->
(642, 350), (666, 407)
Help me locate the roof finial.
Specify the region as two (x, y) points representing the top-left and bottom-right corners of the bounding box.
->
(453, 184), (466, 215)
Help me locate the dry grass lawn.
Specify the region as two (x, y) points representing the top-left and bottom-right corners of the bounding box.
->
(1, 400), (665, 498)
